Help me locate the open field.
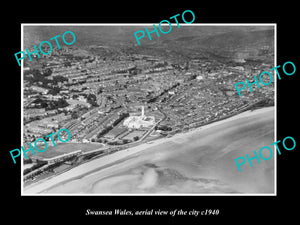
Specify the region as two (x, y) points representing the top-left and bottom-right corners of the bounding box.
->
(23, 142), (105, 159)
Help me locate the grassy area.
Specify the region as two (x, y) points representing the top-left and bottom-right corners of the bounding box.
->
(122, 130), (145, 140)
(27, 142), (105, 159)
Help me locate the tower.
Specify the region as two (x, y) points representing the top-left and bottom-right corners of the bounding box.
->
(141, 106), (144, 118)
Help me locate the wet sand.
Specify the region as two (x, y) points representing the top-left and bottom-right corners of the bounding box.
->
(24, 107), (275, 194)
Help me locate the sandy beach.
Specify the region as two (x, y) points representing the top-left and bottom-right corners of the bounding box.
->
(24, 106), (275, 194)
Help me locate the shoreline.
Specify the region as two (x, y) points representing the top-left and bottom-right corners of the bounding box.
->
(23, 106), (274, 194)
(169, 106), (274, 139)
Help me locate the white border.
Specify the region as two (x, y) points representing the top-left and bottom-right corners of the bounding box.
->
(21, 24), (24, 189)
(21, 23), (277, 196)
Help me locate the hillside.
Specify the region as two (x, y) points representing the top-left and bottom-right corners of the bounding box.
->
(23, 25), (274, 63)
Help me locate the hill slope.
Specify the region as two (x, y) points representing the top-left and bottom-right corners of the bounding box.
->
(23, 25), (274, 63)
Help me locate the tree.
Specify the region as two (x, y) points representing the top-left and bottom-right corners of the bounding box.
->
(42, 68), (52, 76)
(87, 94), (98, 106)
(41, 101), (48, 108)
(64, 61), (72, 67)
(133, 136), (139, 141)
(47, 87), (60, 95)
(122, 139), (130, 144)
(53, 75), (68, 83)
(57, 98), (69, 108)
(97, 87), (103, 95)
(71, 111), (78, 119)
(23, 158), (33, 164)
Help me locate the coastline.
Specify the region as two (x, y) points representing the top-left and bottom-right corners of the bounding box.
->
(168, 106), (274, 142)
(23, 106), (274, 194)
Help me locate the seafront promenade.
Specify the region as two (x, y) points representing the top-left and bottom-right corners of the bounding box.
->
(24, 106), (275, 194)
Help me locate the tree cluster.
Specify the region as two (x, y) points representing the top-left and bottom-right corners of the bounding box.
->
(86, 94), (98, 106)
(23, 160), (47, 175)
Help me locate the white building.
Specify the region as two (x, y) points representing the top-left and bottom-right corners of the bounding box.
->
(123, 106), (155, 129)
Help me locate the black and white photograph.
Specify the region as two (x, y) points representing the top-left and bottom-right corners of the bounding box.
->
(21, 24), (275, 195)
(3, 5), (298, 224)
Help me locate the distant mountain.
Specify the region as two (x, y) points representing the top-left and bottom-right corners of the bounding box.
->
(23, 25), (274, 63)
(145, 28), (274, 63)
(23, 26), (141, 48)
(194, 29), (274, 61)
(198, 29), (274, 49)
